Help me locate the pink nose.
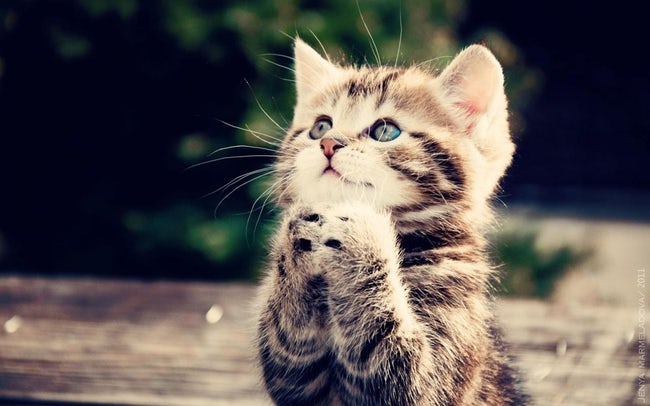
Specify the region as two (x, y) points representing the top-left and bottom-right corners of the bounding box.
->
(320, 138), (344, 158)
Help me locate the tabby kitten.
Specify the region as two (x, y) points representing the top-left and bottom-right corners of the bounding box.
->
(255, 38), (528, 405)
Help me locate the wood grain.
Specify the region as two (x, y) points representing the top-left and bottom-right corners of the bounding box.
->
(0, 275), (645, 405)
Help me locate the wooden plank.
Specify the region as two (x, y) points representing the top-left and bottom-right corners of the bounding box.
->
(497, 299), (646, 405)
(0, 276), (646, 405)
(0, 276), (269, 406)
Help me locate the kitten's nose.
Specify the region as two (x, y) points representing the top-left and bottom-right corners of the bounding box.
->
(320, 137), (345, 158)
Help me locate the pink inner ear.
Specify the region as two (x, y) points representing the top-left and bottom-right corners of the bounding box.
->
(439, 45), (505, 134)
(453, 100), (482, 133)
(455, 100), (482, 116)
(448, 69), (497, 133)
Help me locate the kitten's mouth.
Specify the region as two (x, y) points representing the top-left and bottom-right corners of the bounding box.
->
(322, 166), (341, 177)
(321, 165), (374, 188)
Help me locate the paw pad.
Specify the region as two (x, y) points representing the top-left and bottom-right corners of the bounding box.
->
(302, 213), (320, 223)
(294, 238), (312, 252)
(324, 239), (342, 250)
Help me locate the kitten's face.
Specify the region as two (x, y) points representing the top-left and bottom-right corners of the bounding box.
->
(283, 68), (424, 209)
(274, 39), (514, 216)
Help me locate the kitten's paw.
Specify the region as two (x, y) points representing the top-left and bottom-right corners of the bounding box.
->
(281, 205), (328, 274)
(280, 203), (399, 275)
(317, 203), (398, 269)
(287, 206), (325, 243)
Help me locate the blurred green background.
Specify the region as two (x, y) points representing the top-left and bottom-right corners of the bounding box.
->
(0, 1), (647, 297)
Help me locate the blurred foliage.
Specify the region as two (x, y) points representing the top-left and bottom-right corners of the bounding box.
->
(490, 227), (591, 298)
(0, 1), (547, 285)
(226, 0), (541, 140)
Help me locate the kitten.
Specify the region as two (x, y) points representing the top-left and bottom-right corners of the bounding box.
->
(255, 38), (528, 405)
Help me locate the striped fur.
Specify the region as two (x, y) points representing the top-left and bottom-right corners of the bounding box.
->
(256, 38), (528, 405)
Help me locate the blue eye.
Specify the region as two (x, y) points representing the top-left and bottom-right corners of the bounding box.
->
(309, 118), (332, 139)
(369, 120), (401, 142)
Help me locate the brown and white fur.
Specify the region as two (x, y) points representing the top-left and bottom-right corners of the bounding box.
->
(255, 38), (528, 405)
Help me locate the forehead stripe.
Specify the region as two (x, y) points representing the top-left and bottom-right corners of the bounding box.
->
(346, 69), (403, 101)
(377, 70), (403, 106)
(290, 128), (306, 138)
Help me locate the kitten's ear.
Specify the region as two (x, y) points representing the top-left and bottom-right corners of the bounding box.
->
(437, 45), (506, 136)
(294, 37), (339, 103)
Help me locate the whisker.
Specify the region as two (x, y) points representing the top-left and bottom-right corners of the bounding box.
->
(244, 79), (286, 132)
(394, 7), (403, 68)
(208, 144), (277, 157)
(247, 177), (279, 226)
(262, 57), (296, 75)
(278, 29), (295, 42)
(206, 167), (273, 198)
(216, 119), (283, 145)
(270, 97), (292, 128)
(308, 29), (330, 62)
(415, 56), (452, 70)
(214, 170), (276, 214)
(187, 154), (275, 171)
(355, 0), (381, 65)
(247, 177), (284, 241)
(260, 52), (295, 61)
(244, 125), (283, 147)
(272, 171), (295, 206)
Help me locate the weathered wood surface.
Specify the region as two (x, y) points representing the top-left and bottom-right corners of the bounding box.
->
(0, 275), (646, 405)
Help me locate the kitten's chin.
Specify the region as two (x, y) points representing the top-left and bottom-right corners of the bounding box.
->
(295, 174), (383, 207)
(292, 173), (419, 210)
(291, 151), (415, 208)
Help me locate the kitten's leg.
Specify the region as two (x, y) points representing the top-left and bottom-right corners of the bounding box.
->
(320, 204), (495, 405)
(316, 204), (437, 405)
(256, 207), (332, 406)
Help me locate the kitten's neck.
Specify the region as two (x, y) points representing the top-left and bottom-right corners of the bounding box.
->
(393, 204), (489, 253)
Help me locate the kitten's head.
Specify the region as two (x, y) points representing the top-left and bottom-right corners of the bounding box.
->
(274, 38), (514, 223)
